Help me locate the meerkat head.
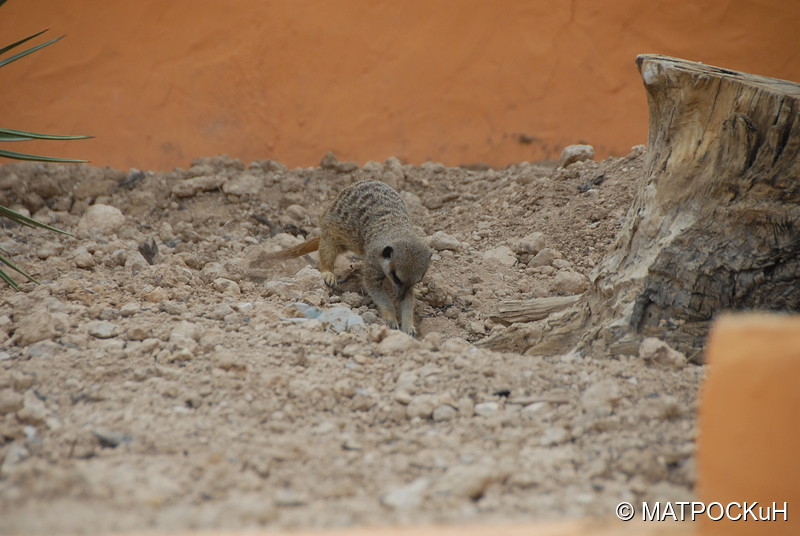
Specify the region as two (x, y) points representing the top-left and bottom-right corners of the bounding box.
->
(374, 238), (433, 299)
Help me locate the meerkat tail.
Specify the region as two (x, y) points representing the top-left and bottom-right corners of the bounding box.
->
(272, 236), (320, 259)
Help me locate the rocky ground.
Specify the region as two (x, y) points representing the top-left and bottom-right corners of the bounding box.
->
(0, 148), (702, 534)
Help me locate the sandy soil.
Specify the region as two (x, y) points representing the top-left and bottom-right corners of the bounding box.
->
(0, 149), (702, 534)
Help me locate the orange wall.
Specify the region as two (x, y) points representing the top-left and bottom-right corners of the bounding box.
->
(1, 1), (798, 170)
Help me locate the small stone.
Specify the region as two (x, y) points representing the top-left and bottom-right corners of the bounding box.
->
(76, 204), (126, 236)
(119, 302), (141, 317)
(474, 401), (500, 417)
(440, 337), (471, 354)
(552, 270), (588, 295)
(638, 395), (683, 420)
(73, 247), (95, 269)
(273, 488), (307, 507)
(512, 232), (546, 255)
(126, 324), (151, 341)
(432, 404), (458, 422)
(581, 380), (621, 417)
(13, 309), (63, 346)
(285, 204), (307, 221)
(377, 332), (419, 354)
(87, 321), (118, 339)
(222, 173), (262, 195)
(27, 340), (60, 358)
(482, 245), (517, 266)
(433, 463), (501, 500)
(0, 389), (24, 415)
(10, 371), (36, 392)
(212, 277), (241, 295)
(639, 337), (688, 370)
(143, 287), (168, 303)
(406, 394), (439, 420)
(17, 391), (47, 424)
(171, 175), (227, 197)
(558, 144), (595, 168)
(540, 425), (571, 446)
(381, 478), (429, 510)
(125, 251), (150, 273)
(429, 231), (461, 251)
(527, 247), (558, 268)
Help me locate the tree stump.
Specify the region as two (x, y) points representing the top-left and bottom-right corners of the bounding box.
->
(484, 55), (800, 361)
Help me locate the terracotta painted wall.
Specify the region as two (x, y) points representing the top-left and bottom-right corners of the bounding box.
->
(1, 1), (798, 171)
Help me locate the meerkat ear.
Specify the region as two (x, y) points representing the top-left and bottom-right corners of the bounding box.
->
(382, 246), (393, 259)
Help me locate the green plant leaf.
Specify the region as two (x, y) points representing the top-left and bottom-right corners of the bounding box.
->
(0, 28), (48, 57)
(0, 128), (92, 141)
(0, 147), (88, 163)
(0, 205), (72, 235)
(0, 251), (39, 289)
(0, 134), (33, 142)
(0, 34), (64, 69)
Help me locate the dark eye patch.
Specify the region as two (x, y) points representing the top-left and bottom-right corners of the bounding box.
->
(390, 271), (403, 286)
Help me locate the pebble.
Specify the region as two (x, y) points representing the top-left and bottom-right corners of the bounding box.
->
(432, 404), (458, 422)
(27, 340), (61, 358)
(125, 324), (151, 341)
(580, 380), (621, 417)
(381, 478), (429, 510)
(429, 231), (461, 251)
(433, 463), (500, 500)
(540, 425), (571, 446)
(552, 270), (588, 294)
(558, 144), (595, 168)
(377, 332), (419, 354)
(212, 277), (241, 295)
(0, 389), (24, 415)
(512, 232), (546, 255)
(119, 302), (141, 317)
(73, 247), (95, 269)
(76, 204), (126, 236)
(482, 245), (517, 266)
(473, 401), (500, 417)
(527, 247), (558, 268)
(13, 309), (62, 346)
(639, 337), (688, 370)
(221, 173), (262, 195)
(17, 391), (47, 424)
(87, 321), (118, 339)
(406, 394), (439, 420)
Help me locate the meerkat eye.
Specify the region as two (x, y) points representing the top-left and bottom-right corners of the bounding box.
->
(382, 246), (393, 259)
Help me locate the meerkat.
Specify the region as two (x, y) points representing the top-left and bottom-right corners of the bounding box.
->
(269, 180), (432, 336)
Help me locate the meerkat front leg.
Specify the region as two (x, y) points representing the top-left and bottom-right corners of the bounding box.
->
(398, 289), (417, 337)
(362, 265), (399, 330)
(318, 236), (343, 287)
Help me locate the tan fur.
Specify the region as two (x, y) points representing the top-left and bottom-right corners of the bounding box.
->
(268, 180), (432, 335)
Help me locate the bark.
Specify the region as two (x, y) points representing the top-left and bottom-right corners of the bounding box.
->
(484, 55), (800, 361)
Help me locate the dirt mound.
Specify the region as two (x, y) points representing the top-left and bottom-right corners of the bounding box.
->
(0, 150), (701, 534)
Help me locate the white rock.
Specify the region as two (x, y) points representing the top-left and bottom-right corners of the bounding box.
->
(429, 231), (461, 251)
(76, 204), (126, 235)
(406, 394), (439, 420)
(377, 332), (419, 354)
(222, 173), (262, 195)
(381, 478), (430, 510)
(639, 337), (688, 370)
(474, 401), (500, 417)
(433, 463), (501, 499)
(540, 425), (571, 446)
(432, 404), (458, 422)
(580, 380), (621, 417)
(512, 232), (546, 255)
(527, 247), (558, 268)
(482, 246), (517, 267)
(552, 270), (588, 295)
(87, 321), (118, 339)
(558, 144), (595, 168)
(0, 389), (24, 415)
(212, 277), (241, 295)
